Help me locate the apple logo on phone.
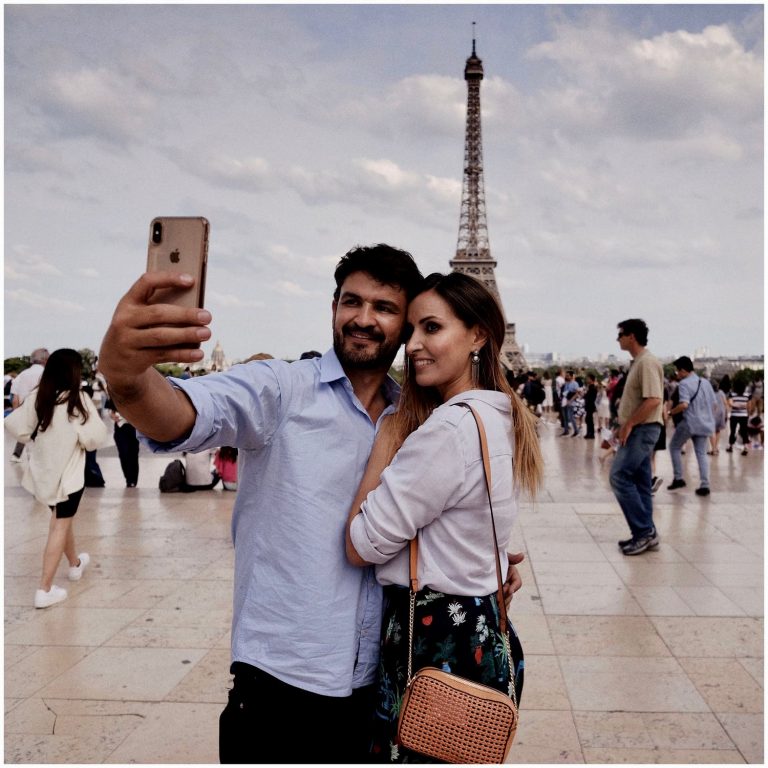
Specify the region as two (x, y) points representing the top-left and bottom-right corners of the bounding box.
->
(170, 249), (181, 264)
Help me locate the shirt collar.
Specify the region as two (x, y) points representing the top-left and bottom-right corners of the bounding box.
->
(319, 347), (400, 405)
(442, 389), (512, 414)
(319, 347), (347, 384)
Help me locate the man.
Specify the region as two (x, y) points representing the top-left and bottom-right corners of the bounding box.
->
(522, 370), (545, 415)
(560, 370), (580, 436)
(98, 244), (523, 763)
(667, 356), (717, 497)
(9, 348), (49, 462)
(609, 319), (664, 556)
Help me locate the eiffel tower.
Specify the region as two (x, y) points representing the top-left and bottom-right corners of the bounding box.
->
(450, 29), (527, 373)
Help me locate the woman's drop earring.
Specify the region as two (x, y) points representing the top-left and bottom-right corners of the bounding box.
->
(471, 350), (480, 386)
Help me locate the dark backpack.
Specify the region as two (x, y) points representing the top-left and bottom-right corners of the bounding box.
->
(159, 459), (186, 492)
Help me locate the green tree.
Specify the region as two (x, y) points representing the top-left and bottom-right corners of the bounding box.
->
(78, 348), (98, 382)
(4, 357), (30, 375)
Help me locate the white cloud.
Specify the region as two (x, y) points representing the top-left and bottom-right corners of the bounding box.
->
(207, 291), (264, 309)
(7, 289), (85, 312)
(526, 20), (762, 149)
(44, 65), (158, 144)
(5, 143), (72, 175)
(287, 159), (459, 228)
(337, 74), (465, 137)
(208, 156), (269, 184)
(6, 248), (63, 279)
(274, 280), (313, 297)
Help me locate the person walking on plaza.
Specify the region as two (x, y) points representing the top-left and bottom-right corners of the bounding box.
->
(542, 372), (554, 422)
(4, 349), (107, 607)
(609, 319), (664, 556)
(105, 398), (140, 487)
(97, 243), (527, 764)
(667, 357), (717, 496)
(346, 272), (542, 761)
(726, 379), (751, 456)
(554, 368), (565, 429)
(523, 370), (546, 416)
(560, 370), (580, 436)
(584, 373), (598, 439)
(709, 378), (729, 455)
(9, 347), (49, 462)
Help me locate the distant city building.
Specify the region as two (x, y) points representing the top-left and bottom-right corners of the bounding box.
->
(693, 355), (764, 378)
(525, 352), (558, 367)
(205, 341), (231, 373)
(449, 31), (527, 373)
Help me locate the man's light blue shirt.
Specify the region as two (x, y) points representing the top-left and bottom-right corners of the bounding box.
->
(142, 349), (397, 696)
(678, 373), (717, 437)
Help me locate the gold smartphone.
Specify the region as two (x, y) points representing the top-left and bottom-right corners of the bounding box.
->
(146, 216), (209, 308)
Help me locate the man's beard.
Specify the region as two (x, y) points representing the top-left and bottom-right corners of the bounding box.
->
(333, 325), (400, 371)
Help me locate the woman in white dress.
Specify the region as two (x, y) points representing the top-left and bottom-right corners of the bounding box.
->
(542, 373), (554, 421)
(597, 376), (612, 428)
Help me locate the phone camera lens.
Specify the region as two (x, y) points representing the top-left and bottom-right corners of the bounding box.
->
(152, 222), (163, 244)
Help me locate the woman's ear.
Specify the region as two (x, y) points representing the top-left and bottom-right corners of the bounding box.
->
(472, 326), (489, 349)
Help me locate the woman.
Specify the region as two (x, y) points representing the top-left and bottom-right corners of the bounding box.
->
(597, 375), (611, 429)
(708, 379), (729, 456)
(345, 273), (543, 762)
(5, 349), (106, 608)
(542, 372), (554, 421)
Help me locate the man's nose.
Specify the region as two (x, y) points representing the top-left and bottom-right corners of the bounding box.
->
(357, 303), (375, 326)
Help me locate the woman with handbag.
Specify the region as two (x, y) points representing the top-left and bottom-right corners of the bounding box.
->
(4, 349), (107, 608)
(346, 272), (543, 762)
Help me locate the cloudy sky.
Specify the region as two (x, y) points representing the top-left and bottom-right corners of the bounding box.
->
(5, 3), (764, 365)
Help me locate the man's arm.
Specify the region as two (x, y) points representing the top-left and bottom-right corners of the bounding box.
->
(617, 397), (662, 445)
(346, 422), (395, 566)
(667, 400), (688, 418)
(98, 271), (212, 443)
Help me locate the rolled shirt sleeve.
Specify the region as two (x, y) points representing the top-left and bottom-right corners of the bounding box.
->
(141, 362), (284, 454)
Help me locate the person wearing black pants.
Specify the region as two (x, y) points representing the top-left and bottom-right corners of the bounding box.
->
(584, 373), (598, 439)
(219, 662), (376, 763)
(107, 399), (139, 487)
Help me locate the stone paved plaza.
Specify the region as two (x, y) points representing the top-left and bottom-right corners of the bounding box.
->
(4, 416), (764, 763)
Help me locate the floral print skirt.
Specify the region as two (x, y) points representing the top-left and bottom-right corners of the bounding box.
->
(370, 585), (525, 763)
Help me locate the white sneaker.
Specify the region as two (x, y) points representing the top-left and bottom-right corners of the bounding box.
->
(68, 552), (90, 581)
(10, 454), (22, 463)
(34, 585), (67, 608)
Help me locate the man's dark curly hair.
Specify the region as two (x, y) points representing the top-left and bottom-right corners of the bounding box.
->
(333, 244), (423, 302)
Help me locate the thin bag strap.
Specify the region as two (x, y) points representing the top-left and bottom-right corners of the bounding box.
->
(460, 402), (509, 636)
(407, 403), (506, 627)
(406, 402), (514, 697)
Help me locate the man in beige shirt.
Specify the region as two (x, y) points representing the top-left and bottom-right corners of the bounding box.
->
(610, 319), (664, 555)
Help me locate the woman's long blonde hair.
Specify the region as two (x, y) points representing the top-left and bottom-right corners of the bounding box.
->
(383, 272), (543, 498)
